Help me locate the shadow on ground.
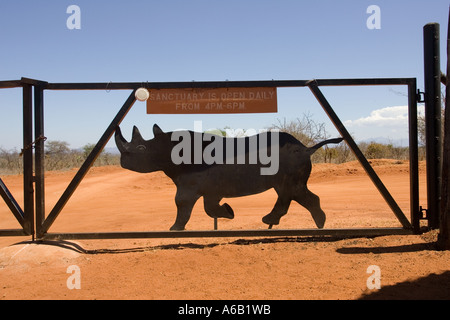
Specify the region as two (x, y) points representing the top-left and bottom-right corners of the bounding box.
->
(14, 236), (358, 254)
(359, 271), (450, 300)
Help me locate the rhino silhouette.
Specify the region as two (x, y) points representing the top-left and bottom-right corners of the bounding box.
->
(115, 124), (343, 231)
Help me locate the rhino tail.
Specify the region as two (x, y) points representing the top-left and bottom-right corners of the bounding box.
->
(307, 137), (344, 154)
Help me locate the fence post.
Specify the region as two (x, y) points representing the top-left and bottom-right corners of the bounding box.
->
(408, 79), (420, 233)
(439, 9), (450, 250)
(424, 23), (443, 229)
(34, 85), (45, 239)
(22, 83), (34, 237)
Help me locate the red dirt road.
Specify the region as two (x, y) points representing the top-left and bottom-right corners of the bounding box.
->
(1, 160), (449, 300)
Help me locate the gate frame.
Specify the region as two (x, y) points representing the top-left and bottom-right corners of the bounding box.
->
(0, 76), (421, 241)
(0, 78), (46, 238)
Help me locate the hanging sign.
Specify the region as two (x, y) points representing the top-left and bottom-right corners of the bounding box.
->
(146, 87), (277, 114)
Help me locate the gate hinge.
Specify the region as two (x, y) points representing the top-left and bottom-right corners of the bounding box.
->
(419, 206), (428, 220)
(417, 89), (425, 103)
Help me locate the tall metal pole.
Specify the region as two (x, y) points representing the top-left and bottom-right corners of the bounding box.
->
(424, 23), (443, 229)
(22, 84), (34, 237)
(439, 8), (450, 250)
(408, 79), (420, 233)
(34, 85), (45, 239)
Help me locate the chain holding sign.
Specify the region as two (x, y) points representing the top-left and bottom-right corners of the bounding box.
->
(146, 87), (277, 114)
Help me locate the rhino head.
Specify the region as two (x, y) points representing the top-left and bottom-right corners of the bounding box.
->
(115, 124), (171, 173)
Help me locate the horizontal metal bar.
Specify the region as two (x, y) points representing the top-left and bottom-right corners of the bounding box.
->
(0, 80), (23, 89)
(20, 77), (48, 86)
(0, 78), (48, 89)
(46, 80), (308, 90)
(0, 77), (416, 90)
(315, 78), (416, 86)
(42, 228), (412, 241)
(45, 78), (415, 91)
(0, 229), (29, 237)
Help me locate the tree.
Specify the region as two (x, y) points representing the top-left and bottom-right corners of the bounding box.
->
(268, 113), (328, 147)
(82, 143), (96, 158)
(45, 140), (70, 155)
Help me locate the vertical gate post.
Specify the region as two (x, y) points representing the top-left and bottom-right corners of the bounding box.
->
(439, 9), (450, 250)
(408, 79), (420, 233)
(424, 23), (443, 229)
(34, 85), (45, 239)
(22, 84), (34, 237)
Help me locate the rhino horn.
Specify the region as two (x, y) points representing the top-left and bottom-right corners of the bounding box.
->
(132, 125), (145, 142)
(115, 126), (129, 152)
(153, 124), (164, 136)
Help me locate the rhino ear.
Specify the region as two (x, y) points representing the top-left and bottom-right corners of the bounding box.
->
(153, 124), (164, 136)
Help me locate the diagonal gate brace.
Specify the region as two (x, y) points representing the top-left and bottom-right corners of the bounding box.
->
(0, 177), (26, 229)
(307, 80), (412, 229)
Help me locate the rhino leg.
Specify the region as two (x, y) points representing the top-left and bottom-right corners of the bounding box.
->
(170, 189), (200, 231)
(293, 185), (326, 229)
(204, 197), (234, 219)
(262, 194), (291, 226)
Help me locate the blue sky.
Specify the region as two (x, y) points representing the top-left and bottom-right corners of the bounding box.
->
(0, 0), (449, 150)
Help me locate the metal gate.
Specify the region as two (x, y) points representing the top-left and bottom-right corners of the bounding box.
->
(3, 22), (446, 242)
(0, 76), (421, 241)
